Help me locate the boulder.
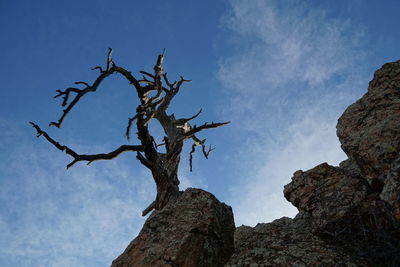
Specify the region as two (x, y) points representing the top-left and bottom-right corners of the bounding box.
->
(283, 162), (369, 230)
(337, 60), (400, 183)
(111, 188), (235, 267)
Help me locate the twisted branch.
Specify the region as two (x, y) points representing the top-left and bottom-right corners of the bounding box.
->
(32, 48), (230, 216)
(50, 49), (142, 128)
(30, 122), (143, 169)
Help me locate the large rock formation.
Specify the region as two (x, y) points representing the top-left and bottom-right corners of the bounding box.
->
(226, 60), (400, 266)
(111, 188), (235, 267)
(337, 61), (400, 183)
(283, 163), (370, 231)
(112, 61), (400, 266)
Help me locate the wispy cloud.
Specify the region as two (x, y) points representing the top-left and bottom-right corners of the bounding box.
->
(218, 0), (369, 226)
(0, 121), (155, 266)
(0, 117), (211, 266)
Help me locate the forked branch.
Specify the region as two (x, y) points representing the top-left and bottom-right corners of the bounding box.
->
(189, 135), (216, 172)
(50, 48), (142, 128)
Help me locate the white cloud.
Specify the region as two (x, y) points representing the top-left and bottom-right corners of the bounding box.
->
(230, 112), (347, 226)
(0, 118), (211, 266)
(179, 168), (209, 191)
(0, 124), (154, 266)
(220, 0), (364, 88)
(219, 0), (368, 226)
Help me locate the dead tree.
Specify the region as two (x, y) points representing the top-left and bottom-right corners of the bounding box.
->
(30, 48), (229, 216)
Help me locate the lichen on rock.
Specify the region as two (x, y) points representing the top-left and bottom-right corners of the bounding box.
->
(337, 60), (400, 183)
(111, 188), (235, 267)
(283, 162), (369, 231)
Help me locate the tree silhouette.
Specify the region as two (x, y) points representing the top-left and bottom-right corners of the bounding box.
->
(30, 49), (229, 216)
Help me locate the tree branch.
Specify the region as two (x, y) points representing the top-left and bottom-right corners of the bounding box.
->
(189, 143), (197, 172)
(91, 66), (103, 73)
(136, 152), (153, 170)
(54, 87), (81, 107)
(125, 114), (138, 141)
(140, 71), (155, 79)
(106, 47), (113, 71)
(30, 122), (143, 169)
(162, 73), (175, 90)
(74, 81), (90, 87)
(184, 121), (230, 138)
(177, 109), (202, 124)
(155, 75), (191, 114)
(142, 200), (156, 216)
(50, 49), (143, 128)
(113, 66), (142, 92)
(50, 70), (114, 128)
(175, 76), (191, 93)
(201, 142), (215, 159)
(188, 135), (215, 172)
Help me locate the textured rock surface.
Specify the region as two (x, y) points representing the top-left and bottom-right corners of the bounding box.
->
(317, 194), (400, 265)
(283, 162), (369, 230)
(381, 157), (400, 219)
(337, 60), (400, 182)
(339, 158), (363, 178)
(226, 214), (360, 267)
(111, 188), (235, 267)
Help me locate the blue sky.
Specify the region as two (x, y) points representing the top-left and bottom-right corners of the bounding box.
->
(1, 0), (400, 266)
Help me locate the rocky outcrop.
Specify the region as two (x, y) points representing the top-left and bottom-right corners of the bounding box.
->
(226, 213), (361, 266)
(228, 60), (400, 266)
(111, 188), (235, 267)
(283, 163), (369, 231)
(112, 61), (400, 266)
(337, 60), (400, 183)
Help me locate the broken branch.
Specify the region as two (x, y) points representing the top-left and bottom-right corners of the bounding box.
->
(142, 200), (156, 216)
(125, 114), (139, 141)
(178, 109), (202, 124)
(184, 121), (230, 138)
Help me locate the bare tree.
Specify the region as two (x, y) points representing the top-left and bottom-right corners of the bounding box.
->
(30, 48), (229, 216)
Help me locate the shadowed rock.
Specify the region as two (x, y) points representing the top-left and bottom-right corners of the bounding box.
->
(284, 162), (369, 231)
(225, 213), (361, 267)
(381, 157), (400, 219)
(337, 60), (400, 183)
(111, 188), (235, 267)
